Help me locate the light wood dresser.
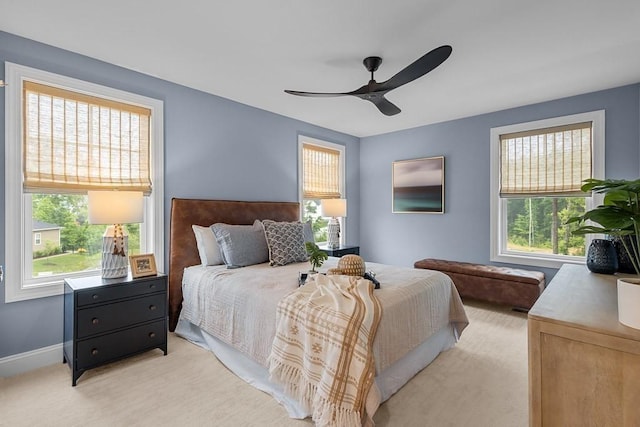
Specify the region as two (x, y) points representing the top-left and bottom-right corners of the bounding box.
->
(528, 264), (640, 426)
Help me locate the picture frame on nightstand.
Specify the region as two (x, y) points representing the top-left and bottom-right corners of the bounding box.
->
(129, 253), (157, 278)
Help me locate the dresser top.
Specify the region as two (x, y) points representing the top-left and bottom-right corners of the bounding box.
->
(529, 264), (640, 340)
(65, 273), (166, 291)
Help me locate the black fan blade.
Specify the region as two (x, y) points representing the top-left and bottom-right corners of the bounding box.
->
(368, 96), (401, 116)
(379, 45), (452, 92)
(284, 89), (350, 98)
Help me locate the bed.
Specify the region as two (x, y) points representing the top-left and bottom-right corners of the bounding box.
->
(168, 198), (468, 422)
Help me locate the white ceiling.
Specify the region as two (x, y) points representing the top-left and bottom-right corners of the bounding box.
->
(2, 1), (640, 137)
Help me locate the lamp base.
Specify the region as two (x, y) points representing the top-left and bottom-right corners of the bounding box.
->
(327, 219), (340, 249)
(101, 227), (129, 279)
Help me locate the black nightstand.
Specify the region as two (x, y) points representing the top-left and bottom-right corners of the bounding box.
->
(318, 245), (360, 257)
(63, 274), (168, 386)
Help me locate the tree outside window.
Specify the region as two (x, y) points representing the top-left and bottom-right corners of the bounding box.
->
(30, 194), (140, 277)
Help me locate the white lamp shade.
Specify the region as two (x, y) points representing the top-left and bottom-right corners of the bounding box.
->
(321, 198), (347, 217)
(88, 191), (144, 225)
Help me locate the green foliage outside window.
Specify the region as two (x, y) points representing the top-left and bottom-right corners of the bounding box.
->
(31, 194), (141, 276)
(506, 197), (586, 256)
(303, 200), (329, 243)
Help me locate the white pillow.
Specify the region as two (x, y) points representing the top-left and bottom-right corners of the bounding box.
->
(192, 225), (224, 266)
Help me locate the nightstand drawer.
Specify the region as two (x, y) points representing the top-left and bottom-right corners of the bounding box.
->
(77, 293), (166, 338)
(76, 320), (166, 369)
(77, 277), (166, 307)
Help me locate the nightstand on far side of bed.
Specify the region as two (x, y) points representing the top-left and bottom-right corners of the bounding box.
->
(318, 245), (360, 257)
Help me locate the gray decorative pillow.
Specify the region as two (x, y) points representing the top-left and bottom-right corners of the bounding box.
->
(210, 220), (269, 268)
(303, 220), (315, 244)
(262, 220), (309, 266)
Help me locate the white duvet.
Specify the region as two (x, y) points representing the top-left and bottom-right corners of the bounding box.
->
(179, 257), (468, 372)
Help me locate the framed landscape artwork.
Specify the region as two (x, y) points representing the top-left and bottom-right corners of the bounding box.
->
(392, 156), (444, 213)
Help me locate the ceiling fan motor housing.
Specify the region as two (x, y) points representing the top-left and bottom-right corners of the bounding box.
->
(363, 56), (382, 73)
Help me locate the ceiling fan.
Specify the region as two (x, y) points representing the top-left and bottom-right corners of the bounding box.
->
(285, 45), (452, 116)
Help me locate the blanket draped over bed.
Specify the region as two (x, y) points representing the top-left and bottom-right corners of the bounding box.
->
(268, 274), (382, 427)
(179, 259), (468, 373)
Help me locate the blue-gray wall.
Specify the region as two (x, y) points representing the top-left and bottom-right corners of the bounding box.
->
(0, 31), (360, 358)
(2, 29), (640, 362)
(359, 84), (640, 282)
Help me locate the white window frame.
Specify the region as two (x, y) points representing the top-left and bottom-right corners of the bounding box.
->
(297, 135), (347, 245)
(489, 110), (605, 269)
(34, 233), (41, 246)
(4, 62), (165, 302)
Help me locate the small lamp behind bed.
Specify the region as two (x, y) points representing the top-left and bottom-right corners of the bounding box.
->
(321, 198), (347, 249)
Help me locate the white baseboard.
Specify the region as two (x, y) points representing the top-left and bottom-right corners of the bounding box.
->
(0, 343), (63, 378)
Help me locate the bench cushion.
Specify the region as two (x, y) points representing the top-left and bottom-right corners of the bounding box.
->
(414, 258), (545, 309)
(414, 259), (544, 284)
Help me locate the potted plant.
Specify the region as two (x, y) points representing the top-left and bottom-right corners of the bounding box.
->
(567, 178), (640, 328)
(306, 242), (328, 273)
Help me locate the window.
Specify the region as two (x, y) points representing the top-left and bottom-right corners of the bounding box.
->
(34, 233), (41, 246)
(5, 62), (164, 302)
(298, 136), (346, 244)
(490, 111), (605, 268)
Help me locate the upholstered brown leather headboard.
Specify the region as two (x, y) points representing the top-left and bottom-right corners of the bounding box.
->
(168, 198), (300, 331)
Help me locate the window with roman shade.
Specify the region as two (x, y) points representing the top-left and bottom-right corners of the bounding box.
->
(298, 136), (345, 245)
(302, 143), (342, 199)
(23, 81), (152, 194)
(489, 110), (604, 269)
(499, 122), (592, 197)
(5, 62), (164, 303)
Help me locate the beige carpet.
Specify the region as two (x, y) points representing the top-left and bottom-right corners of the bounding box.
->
(0, 301), (528, 426)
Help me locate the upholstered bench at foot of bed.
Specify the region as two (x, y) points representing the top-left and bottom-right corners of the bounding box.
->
(414, 258), (545, 310)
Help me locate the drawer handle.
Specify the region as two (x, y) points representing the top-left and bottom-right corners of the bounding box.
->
(149, 304), (156, 311)
(149, 283), (156, 289)
(148, 332), (156, 339)
(92, 294), (99, 300)
(91, 348), (99, 356)
(92, 317), (99, 325)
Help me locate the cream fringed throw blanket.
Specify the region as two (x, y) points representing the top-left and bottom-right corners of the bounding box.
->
(269, 274), (382, 427)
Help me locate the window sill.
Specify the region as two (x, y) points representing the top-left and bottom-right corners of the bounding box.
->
(6, 271), (105, 303)
(5, 281), (64, 303)
(491, 252), (585, 270)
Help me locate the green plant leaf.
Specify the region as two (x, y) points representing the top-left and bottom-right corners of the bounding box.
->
(572, 178), (640, 275)
(305, 241), (327, 272)
(570, 225), (610, 235)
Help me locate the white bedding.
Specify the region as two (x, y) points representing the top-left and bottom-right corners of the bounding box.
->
(175, 257), (468, 418)
(176, 318), (456, 418)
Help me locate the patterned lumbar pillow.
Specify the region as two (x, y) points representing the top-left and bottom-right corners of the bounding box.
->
(262, 220), (309, 266)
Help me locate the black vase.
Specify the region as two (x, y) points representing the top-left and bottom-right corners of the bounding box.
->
(611, 235), (637, 274)
(586, 239), (618, 274)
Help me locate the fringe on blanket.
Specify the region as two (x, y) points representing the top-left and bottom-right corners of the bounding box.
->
(270, 361), (368, 427)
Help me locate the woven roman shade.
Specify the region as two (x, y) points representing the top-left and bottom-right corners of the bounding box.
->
(23, 81), (152, 194)
(302, 143), (341, 199)
(500, 122), (592, 197)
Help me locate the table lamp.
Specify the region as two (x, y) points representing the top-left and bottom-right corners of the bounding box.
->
(88, 191), (144, 279)
(321, 198), (347, 249)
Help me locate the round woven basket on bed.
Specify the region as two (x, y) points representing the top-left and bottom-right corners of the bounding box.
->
(337, 255), (366, 276)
